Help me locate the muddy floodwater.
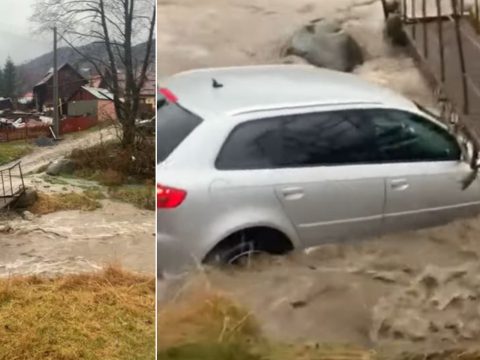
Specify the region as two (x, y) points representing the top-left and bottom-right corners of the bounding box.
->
(0, 200), (155, 276)
(159, 215), (480, 352)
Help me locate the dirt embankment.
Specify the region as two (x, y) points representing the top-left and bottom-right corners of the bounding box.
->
(158, 0), (480, 355)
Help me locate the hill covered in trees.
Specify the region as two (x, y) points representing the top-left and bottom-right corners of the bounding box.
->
(16, 41), (153, 96)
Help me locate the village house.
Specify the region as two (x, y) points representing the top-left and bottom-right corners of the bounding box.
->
(139, 77), (156, 118)
(33, 63), (88, 113)
(68, 86), (116, 122)
(91, 72), (156, 118)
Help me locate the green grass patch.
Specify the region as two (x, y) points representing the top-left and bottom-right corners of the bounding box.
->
(0, 140), (33, 166)
(109, 184), (155, 210)
(0, 266), (155, 360)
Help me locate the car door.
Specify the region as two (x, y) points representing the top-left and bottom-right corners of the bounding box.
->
(369, 109), (480, 233)
(267, 110), (386, 248)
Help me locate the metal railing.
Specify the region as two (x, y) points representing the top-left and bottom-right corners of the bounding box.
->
(383, 0), (480, 117)
(0, 162), (25, 209)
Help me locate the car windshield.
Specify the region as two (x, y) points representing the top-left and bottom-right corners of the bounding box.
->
(157, 102), (203, 163)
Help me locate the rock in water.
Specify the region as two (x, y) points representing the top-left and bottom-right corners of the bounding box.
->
(287, 18), (364, 72)
(22, 210), (35, 221)
(46, 158), (75, 176)
(15, 188), (38, 208)
(384, 0), (400, 14)
(385, 14), (408, 46)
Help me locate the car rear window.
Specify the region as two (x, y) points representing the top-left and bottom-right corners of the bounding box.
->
(157, 103), (202, 163)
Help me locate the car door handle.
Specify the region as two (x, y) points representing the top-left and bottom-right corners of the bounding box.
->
(390, 178), (409, 191)
(280, 187), (304, 199)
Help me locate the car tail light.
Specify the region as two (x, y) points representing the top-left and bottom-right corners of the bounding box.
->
(158, 88), (178, 103)
(157, 184), (187, 208)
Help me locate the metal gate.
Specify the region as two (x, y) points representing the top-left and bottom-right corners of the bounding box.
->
(0, 162), (26, 210)
(383, 0), (480, 135)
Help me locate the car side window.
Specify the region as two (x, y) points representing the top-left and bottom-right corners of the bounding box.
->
(279, 111), (377, 166)
(216, 110), (378, 170)
(369, 109), (461, 162)
(215, 117), (283, 170)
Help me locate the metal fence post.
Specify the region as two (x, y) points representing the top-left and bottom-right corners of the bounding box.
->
(452, 0), (470, 114)
(437, 0), (446, 82)
(475, 0), (480, 33)
(412, 0), (417, 39)
(423, 0), (428, 57)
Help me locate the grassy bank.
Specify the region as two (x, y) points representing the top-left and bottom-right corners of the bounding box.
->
(0, 140), (33, 166)
(0, 266), (155, 360)
(67, 139), (155, 210)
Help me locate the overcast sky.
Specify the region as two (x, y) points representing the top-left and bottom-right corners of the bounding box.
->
(0, 0), (50, 65)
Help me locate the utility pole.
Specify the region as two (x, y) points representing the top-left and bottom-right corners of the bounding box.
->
(53, 26), (59, 138)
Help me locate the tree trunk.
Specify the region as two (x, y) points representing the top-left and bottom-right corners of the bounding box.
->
(121, 114), (136, 148)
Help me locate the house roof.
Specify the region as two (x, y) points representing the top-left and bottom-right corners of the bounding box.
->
(90, 72), (155, 97)
(80, 86), (114, 100)
(33, 63), (88, 88)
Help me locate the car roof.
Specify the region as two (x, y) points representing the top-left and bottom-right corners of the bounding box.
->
(161, 65), (417, 118)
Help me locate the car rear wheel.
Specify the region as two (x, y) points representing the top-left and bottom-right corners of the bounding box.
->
(204, 227), (293, 266)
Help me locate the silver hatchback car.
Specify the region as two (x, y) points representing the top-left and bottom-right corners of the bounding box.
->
(157, 65), (480, 274)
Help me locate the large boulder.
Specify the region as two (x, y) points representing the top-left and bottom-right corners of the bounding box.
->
(384, 0), (400, 14)
(46, 158), (75, 176)
(35, 136), (56, 147)
(385, 14), (408, 46)
(286, 18), (364, 72)
(15, 188), (38, 208)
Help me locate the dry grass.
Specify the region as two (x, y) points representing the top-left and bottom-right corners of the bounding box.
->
(82, 187), (107, 200)
(0, 265), (155, 360)
(158, 285), (258, 349)
(158, 276), (260, 360)
(29, 192), (101, 215)
(109, 184), (155, 210)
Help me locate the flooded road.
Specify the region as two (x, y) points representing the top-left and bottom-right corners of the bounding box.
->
(0, 200), (155, 276)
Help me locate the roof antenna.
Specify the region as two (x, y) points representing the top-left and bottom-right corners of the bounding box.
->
(212, 78), (223, 89)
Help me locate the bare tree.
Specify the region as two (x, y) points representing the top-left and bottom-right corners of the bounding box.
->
(32, 0), (156, 148)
